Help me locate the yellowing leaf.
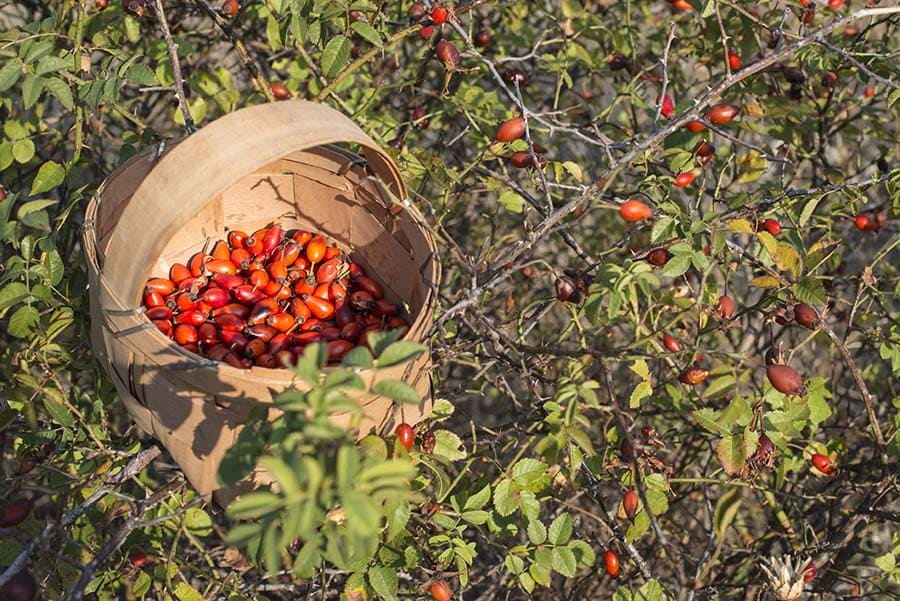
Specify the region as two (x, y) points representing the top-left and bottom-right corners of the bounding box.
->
(750, 275), (781, 288)
(736, 151), (767, 184)
(726, 218), (754, 234)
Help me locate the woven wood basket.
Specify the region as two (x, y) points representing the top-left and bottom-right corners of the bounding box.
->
(83, 101), (439, 502)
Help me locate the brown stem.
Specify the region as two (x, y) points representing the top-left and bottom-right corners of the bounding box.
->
(190, 0), (276, 102)
(151, 0), (196, 133)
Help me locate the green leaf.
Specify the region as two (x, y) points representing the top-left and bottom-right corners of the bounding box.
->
(7, 305), (39, 338)
(635, 579), (665, 601)
(498, 190), (525, 213)
(293, 535), (323, 578)
(512, 458), (549, 491)
(368, 565), (398, 601)
(223, 522), (263, 546)
(377, 340), (425, 368)
(0, 59), (21, 92)
(713, 486), (742, 538)
(34, 56), (70, 76)
(548, 513), (573, 545)
(366, 329), (402, 357)
(493, 478), (517, 517)
(629, 380), (652, 409)
(126, 63), (158, 86)
(265, 14), (284, 50)
(659, 253), (691, 277)
(551, 546), (577, 577)
(42, 388), (74, 427)
(173, 582), (205, 601)
(184, 507), (213, 535)
(569, 539), (595, 567)
(792, 276), (827, 306)
(258, 456), (302, 498)
(320, 35), (351, 78)
(692, 408), (730, 437)
(341, 345), (373, 369)
(30, 161), (65, 196)
(874, 552), (896, 574)
(798, 195), (822, 227)
(0, 283), (30, 311)
(296, 343), (327, 386)
(432, 429), (465, 461)
(12, 139), (35, 163)
(715, 434), (748, 475)
(526, 517), (547, 544)
(226, 492), (282, 519)
(22, 74), (43, 109)
(371, 379), (420, 404)
(351, 21), (382, 47)
(344, 491), (379, 536)
(384, 499), (410, 541)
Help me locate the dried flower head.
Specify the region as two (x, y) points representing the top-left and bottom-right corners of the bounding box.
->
(760, 554), (811, 601)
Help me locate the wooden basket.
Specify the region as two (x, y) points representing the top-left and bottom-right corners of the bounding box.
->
(82, 101), (439, 502)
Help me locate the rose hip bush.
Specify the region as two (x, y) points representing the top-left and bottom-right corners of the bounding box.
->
(1, 0), (899, 599)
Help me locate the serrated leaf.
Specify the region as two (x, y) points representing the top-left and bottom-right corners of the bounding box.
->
(715, 434), (749, 475)
(750, 275), (781, 288)
(551, 546), (577, 577)
(757, 231), (777, 257)
(30, 161), (65, 195)
(464, 483), (492, 510)
(727, 218), (755, 234)
(774, 243), (801, 277)
(651, 216), (674, 243)
(512, 458), (549, 490)
(377, 340), (425, 368)
(792, 276), (827, 306)
(173, 582), (205, 601)
(636, 579), (665, 601)
(321, 35), (350, 78)
(629, 381), (652, 409)
(493, 478), (517, 517)
(341, 345), (374, 369)
(526, 517), (547, 544)
(126, 63), (158, 86)
(371, 379), (420, 404)
(35, 56), (70, 76)
(432, 429), (465, 461)
(498, 190), (525, 213)
(736, 151), (767, 184)
(368, 566), (398, 601)
(42, 388), (73, 427)
(693, 408), (730, 437)
(0, 60), (21, 92)
(548, 513), (573, 545)
(22, 74), (43, 109)
(659, 253), (691, 277)
(12, 138), (35, 163)
(0, 283), (30, 311)
(7, 305), (39, 338)
(351, 21), (382, 47)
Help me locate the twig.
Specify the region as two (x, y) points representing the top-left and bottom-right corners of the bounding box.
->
(723, 238), (886, 449)
(61, 477), (188, 601)
(432, 5), (900, 332)
(151, 0), (195, 133)
(191, 0), (276, 102)
(0, 446), (161, 588)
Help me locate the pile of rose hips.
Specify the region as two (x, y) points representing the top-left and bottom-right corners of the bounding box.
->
(141, 223), (409, 369)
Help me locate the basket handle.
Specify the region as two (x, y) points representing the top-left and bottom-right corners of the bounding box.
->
(99, 100), (406, 309)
